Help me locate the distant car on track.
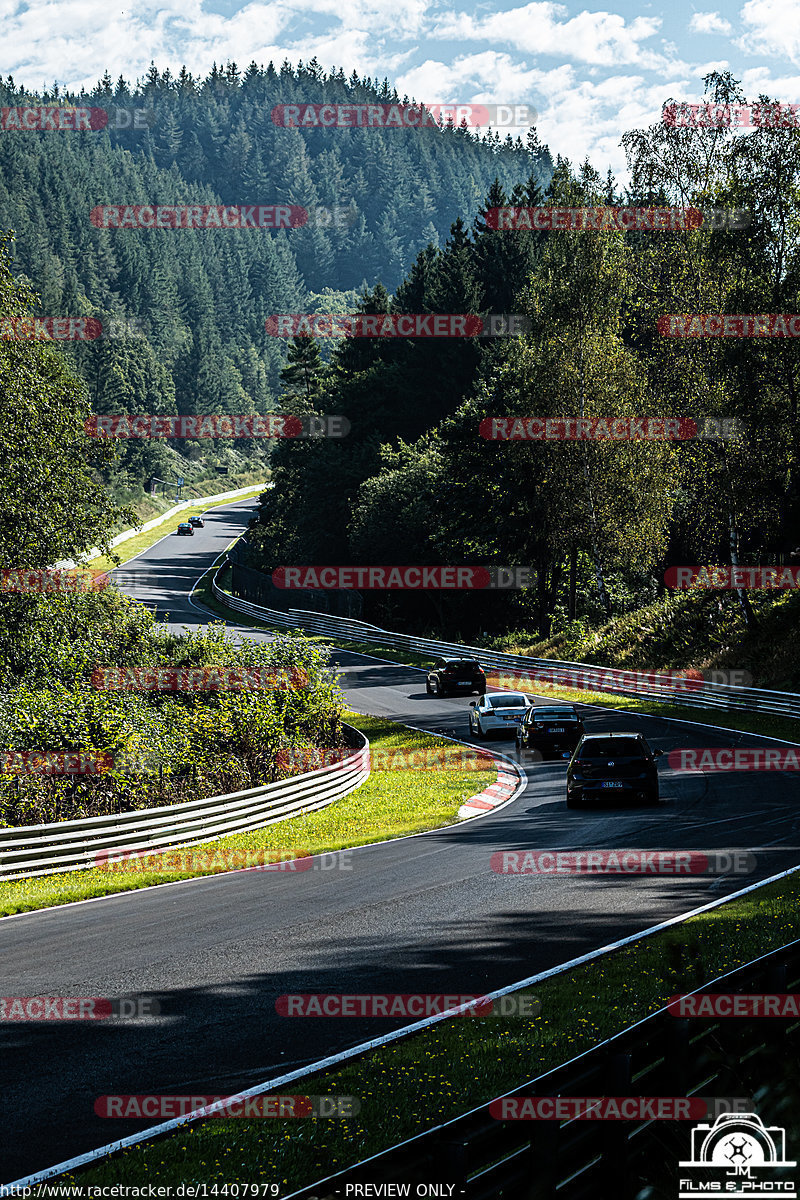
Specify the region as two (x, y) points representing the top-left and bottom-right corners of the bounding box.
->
(189, 515), (205, 528)
(516, 704), (584, 761)
(426, 658), (486, 697)
(469, 692), (530, 738)
(176, 521), (194, 536)
(566, 731), (663, 808)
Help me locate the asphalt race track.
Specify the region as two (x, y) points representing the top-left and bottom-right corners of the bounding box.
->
(2, 498), (799, 1181)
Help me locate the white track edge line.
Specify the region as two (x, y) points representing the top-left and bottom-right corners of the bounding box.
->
(9, 856), (800, 1188)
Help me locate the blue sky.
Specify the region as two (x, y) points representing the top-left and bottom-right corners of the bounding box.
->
(3, 0), (800, 177)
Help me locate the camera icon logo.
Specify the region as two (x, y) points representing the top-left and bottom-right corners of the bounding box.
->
(681, 1112), (796, 1175)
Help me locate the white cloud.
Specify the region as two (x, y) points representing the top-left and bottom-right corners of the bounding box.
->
(739, 0), (800, 62)
(431, 2), (671, 69)
(689, 11), (733, 34)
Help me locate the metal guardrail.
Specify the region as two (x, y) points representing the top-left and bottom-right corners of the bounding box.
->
(212, 575), (800, 721)
(0, 725), (369, 882)
(285, 940), (800, 1200)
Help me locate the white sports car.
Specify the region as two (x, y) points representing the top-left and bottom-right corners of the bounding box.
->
(468, 692), (531, 739)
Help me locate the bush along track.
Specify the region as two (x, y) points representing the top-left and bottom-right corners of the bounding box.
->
(0, 713), (497, 915)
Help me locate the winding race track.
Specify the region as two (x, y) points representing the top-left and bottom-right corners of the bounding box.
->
(2, 498), (799, 1180)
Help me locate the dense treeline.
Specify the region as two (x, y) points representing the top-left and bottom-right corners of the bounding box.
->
(0, 234), (345, 825)
(249, 72), (800, 640)
(0, 61), (551, 501)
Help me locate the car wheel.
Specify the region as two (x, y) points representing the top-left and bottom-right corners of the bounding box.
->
(473, 719), (483, 740)
(426, 679), (433, 695)
(477, 686), (486, 695)
(566, 793), (582, 809)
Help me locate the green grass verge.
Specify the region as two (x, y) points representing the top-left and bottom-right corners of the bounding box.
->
(0, 714), (496, 917)
(87, 486), (267, 573)
(63, 870), (800, 1190)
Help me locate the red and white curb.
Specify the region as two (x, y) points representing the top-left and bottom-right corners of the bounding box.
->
(458, 757), (522, 818)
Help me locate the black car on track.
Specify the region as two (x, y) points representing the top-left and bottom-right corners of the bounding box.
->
(516, 705), (584, 761)
(426, 658), (486, 697)
(566, 731), (663, 808)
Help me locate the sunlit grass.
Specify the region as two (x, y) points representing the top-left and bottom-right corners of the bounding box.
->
(0, 714), (495, 916)
(63, 871), (800, 1190)
(87, 486), (267, 573)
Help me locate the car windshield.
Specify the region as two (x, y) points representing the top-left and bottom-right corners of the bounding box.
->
(445, 660), (480, 669)
(579, 738), (644, 758)
(487, 694), (526, 708)
(534, 712), (578, 723)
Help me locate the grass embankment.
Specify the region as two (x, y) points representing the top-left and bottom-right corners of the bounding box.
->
(0, 714), (496, 917)
(63, 870), (800, 1190)
(109, 470), (269, 532)
(87, 486), (267, 574)
(206, 570), (800, 745)
(483, 589), (800, 693)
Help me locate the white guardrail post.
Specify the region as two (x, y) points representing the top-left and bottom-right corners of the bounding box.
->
(0, 725), (369, 882)
(212, 571), (800, 720)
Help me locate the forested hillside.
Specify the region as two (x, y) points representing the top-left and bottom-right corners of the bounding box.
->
(248, 72), (800, 645)
(0, 61), (551, 504)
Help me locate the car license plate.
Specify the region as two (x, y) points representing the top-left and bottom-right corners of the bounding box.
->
(549, 727), (565, 733)
(503, 715), (521, 721)
(457, 680), (471, 685)
(600, 781), (624, 788)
